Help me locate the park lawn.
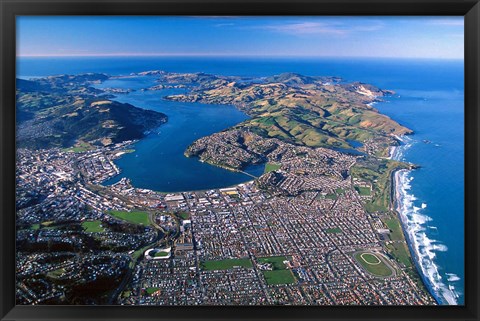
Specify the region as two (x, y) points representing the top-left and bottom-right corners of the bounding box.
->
(351, 158), (410, 213)
(201, 258), (252, 271)
(325, 227), (342, 234)
(36, 221), (60, 230)
(386, 242), (412, 268)
(264, 163), (281, 174)
(68, 147), (88, 153)
(384, 218), (404, 241)
(108, 210), (151, 226)
(47, 268), (66, 279)
(355, 186), (371, 196)
(262, 270), (296, 285)
(81, 220), (105, 233)
(64, 141), (95, 153)
(257, 256), (289, 270)
(335, 188), (345, 195)
(178, 212), (190, 220)
(364, 202), (387, 213)
(30, 224), (41, 230)
(145, 287), (160, 295)
(355, 252), (393, 277)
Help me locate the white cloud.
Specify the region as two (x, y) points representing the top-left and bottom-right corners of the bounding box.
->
(214, 23), (235, 27)
(429, 19), (464, 26)
(263, 22), (347, 35)
(253, 21), (384, 36)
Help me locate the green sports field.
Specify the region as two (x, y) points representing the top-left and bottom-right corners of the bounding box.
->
(145, 287), (160, 295)
(154, 251), (169, 258)
(264, 163), (281, 173)
(325, 227), (342, 234)
(386, 242), (412, 268)
(262, 270), (296, 285)
(81, 220), (105, 233)
(355, 186), (371, 196)
(201, 258), (252, 271)
(354, 252), (393, 277)
(257, 256), (289, 270)
(108, 210), (151, 226)
(258, 256), (297, 285)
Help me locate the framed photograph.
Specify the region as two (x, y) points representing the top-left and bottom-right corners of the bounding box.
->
(1, 0), (479, 320)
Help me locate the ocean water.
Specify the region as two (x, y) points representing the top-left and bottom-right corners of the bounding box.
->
(17, 56), (465, 305)
(384, 87), (464, 305)
(97, 82), (266, 192)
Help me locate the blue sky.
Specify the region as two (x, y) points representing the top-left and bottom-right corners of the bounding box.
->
(17, 16), (464, 59)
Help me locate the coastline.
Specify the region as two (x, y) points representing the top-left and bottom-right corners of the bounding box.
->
(390, 137), (458, 305)
(392, 168), (436, 301)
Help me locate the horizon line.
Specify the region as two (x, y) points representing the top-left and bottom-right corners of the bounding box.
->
(17, 53), (463, 60)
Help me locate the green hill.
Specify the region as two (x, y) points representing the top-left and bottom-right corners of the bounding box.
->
(166, 72), (411, 156)
(16, 74), (167, 149)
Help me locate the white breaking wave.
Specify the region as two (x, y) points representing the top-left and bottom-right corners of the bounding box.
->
(446, 273), (461, 282)
(393, 139), (461, 305)
(392, 135), (415, 161)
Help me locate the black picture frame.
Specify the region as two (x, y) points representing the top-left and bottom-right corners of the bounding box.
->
(1, 0), (479, 320)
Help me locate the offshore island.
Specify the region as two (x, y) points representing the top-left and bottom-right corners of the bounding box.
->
(15, 71), (435, 305)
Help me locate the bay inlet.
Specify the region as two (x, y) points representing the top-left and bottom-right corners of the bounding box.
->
(97, 77), (265, 192)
